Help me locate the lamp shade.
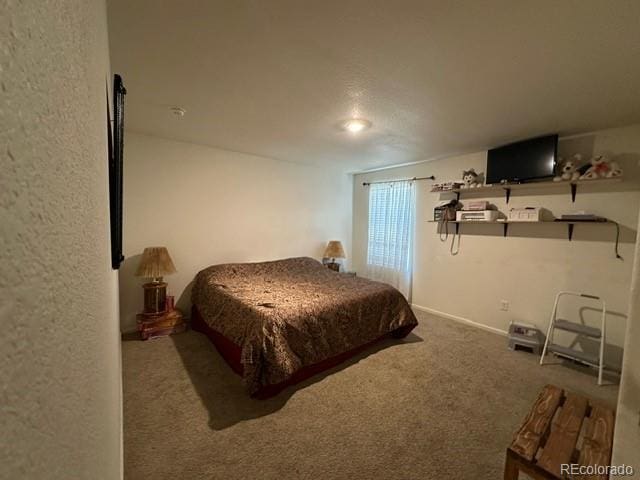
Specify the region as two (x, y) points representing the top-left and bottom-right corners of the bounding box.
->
(135, 247), (177, 278)
(323, 241), (346, 259)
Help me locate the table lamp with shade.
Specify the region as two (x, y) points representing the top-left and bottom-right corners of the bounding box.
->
(323, 240), (346, 272)
(135, 246), (177, 315)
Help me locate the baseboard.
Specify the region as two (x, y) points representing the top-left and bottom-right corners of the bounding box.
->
(411, 303), (509, 337)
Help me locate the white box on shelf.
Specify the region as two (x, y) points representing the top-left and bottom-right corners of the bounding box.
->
(508, 207), (553, 222)
(465, 200), (490, 211)
(456, 210), (500, 222)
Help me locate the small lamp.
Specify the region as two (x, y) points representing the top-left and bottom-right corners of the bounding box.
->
(323, 240), (346, 272)
(135, 247), (177, 315)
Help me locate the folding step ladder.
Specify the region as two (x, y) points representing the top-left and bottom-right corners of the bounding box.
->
(539, 291), (607, 385)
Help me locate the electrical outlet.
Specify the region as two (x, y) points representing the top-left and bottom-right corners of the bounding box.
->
(500, 300), (510, 311)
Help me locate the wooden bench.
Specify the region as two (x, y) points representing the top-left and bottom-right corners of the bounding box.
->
(504, 385), (615, 480)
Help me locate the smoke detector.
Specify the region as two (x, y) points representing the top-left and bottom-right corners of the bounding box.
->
(169, 107), (186, 117)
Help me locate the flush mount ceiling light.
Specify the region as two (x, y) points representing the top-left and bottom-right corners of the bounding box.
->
(341, 118), (371, 134)
(169, 106), (186, 117)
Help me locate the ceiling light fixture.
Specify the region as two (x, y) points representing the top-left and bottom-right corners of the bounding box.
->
(341, 118), (371, 134)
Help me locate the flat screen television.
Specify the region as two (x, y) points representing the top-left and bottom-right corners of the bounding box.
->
(486, 134), (558, 185)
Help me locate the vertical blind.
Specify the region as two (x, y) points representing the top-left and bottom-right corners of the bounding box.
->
(365, 181), (415, 299)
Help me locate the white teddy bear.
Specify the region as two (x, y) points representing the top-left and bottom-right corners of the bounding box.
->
(554, 154), (581, 182)
(579, 155), (623, 180)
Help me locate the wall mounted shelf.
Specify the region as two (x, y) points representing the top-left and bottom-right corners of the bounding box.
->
(431, 177), (623, 204)
(429, 219), (615, 240)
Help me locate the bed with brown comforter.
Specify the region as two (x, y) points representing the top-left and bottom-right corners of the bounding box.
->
(191, 257), (418, 397)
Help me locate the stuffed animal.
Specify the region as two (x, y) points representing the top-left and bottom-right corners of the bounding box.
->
(579, 155), (623, 180)
(553, 154), (581, 182)
(608, 160), (623, 178)
(460, 169), (481, 188)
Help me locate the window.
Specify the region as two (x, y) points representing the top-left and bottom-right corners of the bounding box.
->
(365, 181), (415, 299)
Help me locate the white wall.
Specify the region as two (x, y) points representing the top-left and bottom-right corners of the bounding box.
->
(0, 0), (122, 478)
(612, 206), (640, 467)
(354, 124), (640, 366)
(120, 133), (353, 332)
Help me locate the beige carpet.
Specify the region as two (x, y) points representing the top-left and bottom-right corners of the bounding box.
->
(123, 310), (618, 480)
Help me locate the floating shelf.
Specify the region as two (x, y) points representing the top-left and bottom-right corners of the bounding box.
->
(431, 177), (623, 203)
(430, 219), (614, 240)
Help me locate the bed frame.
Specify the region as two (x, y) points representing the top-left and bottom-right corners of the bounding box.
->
(191, 305), (414, 398)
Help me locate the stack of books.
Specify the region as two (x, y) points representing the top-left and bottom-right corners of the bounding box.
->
(430, 181), (463, 192)
(136, 309), (186, 340)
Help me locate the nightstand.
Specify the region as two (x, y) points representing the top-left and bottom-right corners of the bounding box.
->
(136, 308), (187, 340)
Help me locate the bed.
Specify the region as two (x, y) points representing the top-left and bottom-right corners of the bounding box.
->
(191, 257), (418, 397)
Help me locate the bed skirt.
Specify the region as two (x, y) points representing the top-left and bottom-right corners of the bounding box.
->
(190, 305), (415, 399)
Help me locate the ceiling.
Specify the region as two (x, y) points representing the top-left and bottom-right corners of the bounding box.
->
(107, 1), (640, 172)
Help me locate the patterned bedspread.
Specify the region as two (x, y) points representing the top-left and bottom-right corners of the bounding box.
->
(191, 257), (418, 394)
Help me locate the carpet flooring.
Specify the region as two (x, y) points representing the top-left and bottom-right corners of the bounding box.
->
(123, 310), (618, 480)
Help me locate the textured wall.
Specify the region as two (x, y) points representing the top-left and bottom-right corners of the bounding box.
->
(119, 132), (353, 332)
(353, 124), (640, 366)
(612, 205), (640, 465)
(0, 0), (121, 478)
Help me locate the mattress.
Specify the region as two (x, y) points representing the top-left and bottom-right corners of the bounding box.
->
(191, 257), (418, 395)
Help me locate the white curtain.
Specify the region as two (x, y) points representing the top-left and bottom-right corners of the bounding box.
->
(364, 180), (416, 301)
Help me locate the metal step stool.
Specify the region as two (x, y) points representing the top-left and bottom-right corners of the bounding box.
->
(539, 291), (607, 385)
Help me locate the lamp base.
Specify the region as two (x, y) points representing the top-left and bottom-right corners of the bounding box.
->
(327, 262), (340, 272)
(142, 282), (167, 314)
